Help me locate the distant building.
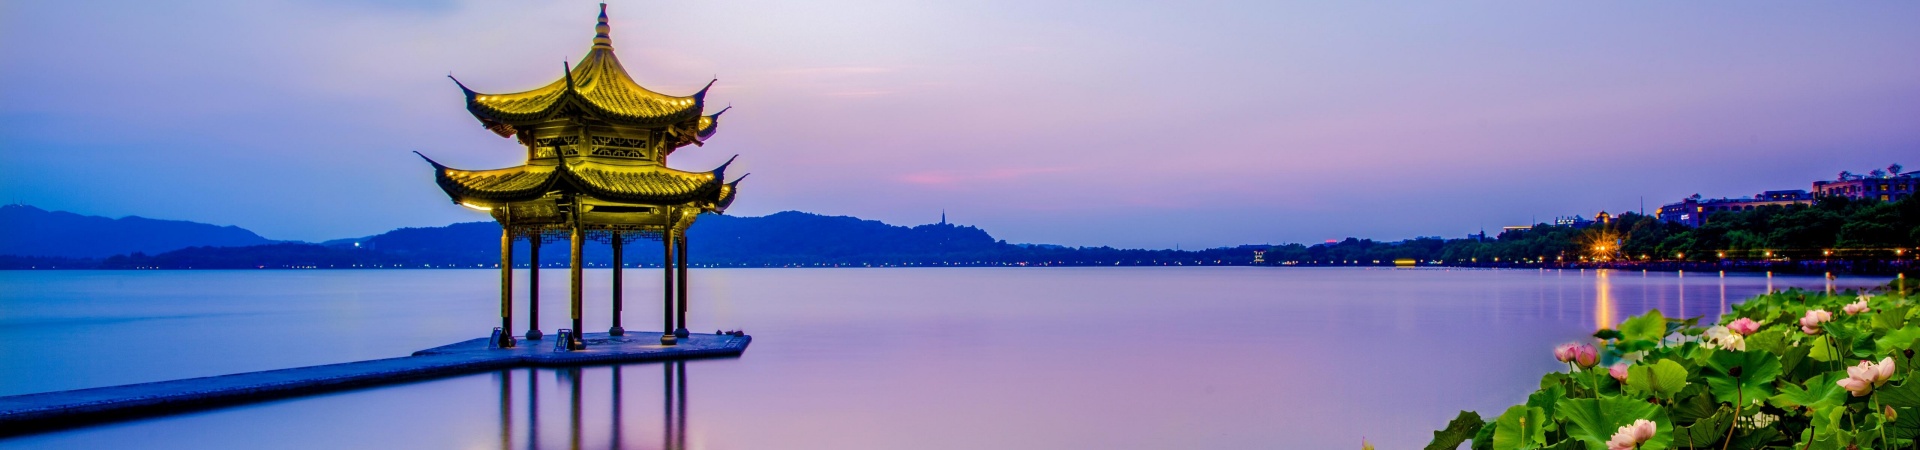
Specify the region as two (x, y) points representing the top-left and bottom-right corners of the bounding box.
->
(1595, 211), (1611, 225)
(1658, 190), (1811, 227)
(1553, 215), (1593, 227)
(1813, 171), (1916, 202)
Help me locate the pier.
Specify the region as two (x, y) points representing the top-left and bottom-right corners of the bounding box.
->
(0, 332), (749, 436)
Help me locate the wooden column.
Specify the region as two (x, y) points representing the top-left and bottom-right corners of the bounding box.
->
(675, 234), (688, 338)
(610, 232), (625, 336)
(661, 228), (677, 345)
(499, 227), (515, 347)
(569, 225), (585, 349)
(527, 236), (543, 340)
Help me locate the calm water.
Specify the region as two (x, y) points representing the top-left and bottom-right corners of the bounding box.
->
(0, 268), (1893, 448)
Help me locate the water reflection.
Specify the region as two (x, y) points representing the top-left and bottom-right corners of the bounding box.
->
(1594, 269), (1614, 330)
(493, 362), (692, 450)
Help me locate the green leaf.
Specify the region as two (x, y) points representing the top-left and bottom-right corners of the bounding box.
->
(1620, 310), (1669, 342)
(1593, 329), (1622, 341)
(1769, 372), (1847, 412)
(1669, 392), (1719, 423)
(1556, 396), (1672, 450)
(1877, 326), (1920, 353)
(1492, 405), (1546, 450)
(1704, 350), (1783, 405)
(1730, 426), (1784, 449)
(1673, 407), (1729, 449)
(1472, 418), (1496, 450)
(1809, 336), (1838, 362)
(1877, 378), (1920, 408)
(1525, 384), (1564, 430)
(1425, 410), (1486, 450)
(1779, 342), (1814, 380)
(1625, 359), (1689, 399)
(1536, 440), (1581, 450)
(1745, 328), (1786, 354)
(1878, 304), (1912, 330)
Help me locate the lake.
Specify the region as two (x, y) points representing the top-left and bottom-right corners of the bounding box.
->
(0, 268), (1893, 449)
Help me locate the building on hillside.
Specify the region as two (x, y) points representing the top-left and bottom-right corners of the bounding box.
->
(1813, 171), (1917, 202)
(1553, 215), (1593, 227)
(1657, 190), (1811, 227)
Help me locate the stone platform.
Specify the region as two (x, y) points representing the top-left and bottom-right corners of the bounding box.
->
(0, 332), (749, 437)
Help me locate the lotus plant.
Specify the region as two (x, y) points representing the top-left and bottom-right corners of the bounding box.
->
(1423, 285), (1920, 450)
(1837, 357), (1896, 397)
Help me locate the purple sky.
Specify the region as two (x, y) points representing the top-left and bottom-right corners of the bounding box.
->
(3, 1), (1916, 248)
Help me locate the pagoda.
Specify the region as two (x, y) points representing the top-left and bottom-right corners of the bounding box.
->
(419, 4), (743, 349)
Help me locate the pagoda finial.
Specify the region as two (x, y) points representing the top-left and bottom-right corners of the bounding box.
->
(592, 3), (612, 49)
(693, 79), (718, 102)
(447, 75), (476, 99)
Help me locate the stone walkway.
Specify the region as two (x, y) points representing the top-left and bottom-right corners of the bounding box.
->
(0, 332), (749, 436)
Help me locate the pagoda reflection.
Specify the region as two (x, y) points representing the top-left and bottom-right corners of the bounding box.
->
(494, 361), (695, 450)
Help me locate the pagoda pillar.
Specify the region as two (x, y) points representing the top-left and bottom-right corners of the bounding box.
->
(611, 232), (625, 336)
(569, 225), (585, 349)
(498, 226), (515, 348)
(661, 227), (678, 345)
(527, 236), (543, 340)
(675, 233), (689, 338)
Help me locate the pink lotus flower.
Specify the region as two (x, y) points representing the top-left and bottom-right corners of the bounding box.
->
(1800, 309), (1833, 334)
(1573, 344), (1599, 369)
(1844, 300), (1870, 315)
(1837, 357), (1897, 397)
(1609, 363), (1630, 382)
(1727, 318), (1760, 336)
(1606, 419), (1657, 450)
(1554, 343), (1580, 363)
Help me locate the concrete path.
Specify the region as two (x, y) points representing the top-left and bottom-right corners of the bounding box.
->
(0, 332), (748, 436)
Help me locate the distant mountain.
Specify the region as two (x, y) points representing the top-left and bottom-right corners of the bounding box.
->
(340, 211), (1028, 267)
(47, 210), (1261, 269)
(0, 205), (275, 258)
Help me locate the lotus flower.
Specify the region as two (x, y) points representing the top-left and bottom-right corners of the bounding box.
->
(1837, 357), (1897, 397)
(1606, 419), (1657, 450)
(1726, 318), (1760, 336)
(1609, 363), (1630, 382)
(1573, 344), (1599, 368)
(1800, 309), (1833, 334)
(1554, 343), (1579, 363)
(1844, 299), (1870, 315)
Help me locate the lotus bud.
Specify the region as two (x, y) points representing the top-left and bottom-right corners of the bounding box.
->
(1609, 363), (1629, 383)
(1573, 344), (1599, 369)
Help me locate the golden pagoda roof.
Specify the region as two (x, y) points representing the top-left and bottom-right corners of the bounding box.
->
(419, 152), (739, 207)
(453, 4), (711, 133)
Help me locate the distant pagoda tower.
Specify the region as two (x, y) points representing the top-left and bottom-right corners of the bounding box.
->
(419, 4), (744, 349)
